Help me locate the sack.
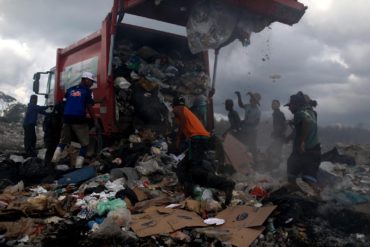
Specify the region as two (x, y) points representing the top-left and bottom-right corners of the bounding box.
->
(131, 84), (167, 124)
(19, 158), (50, 178)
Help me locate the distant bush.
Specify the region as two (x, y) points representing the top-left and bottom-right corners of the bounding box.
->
(3, 103), (26, 123)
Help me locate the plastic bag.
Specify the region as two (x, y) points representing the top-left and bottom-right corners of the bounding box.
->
(96, 199), (127, 216)
(135, 159), (163, 176)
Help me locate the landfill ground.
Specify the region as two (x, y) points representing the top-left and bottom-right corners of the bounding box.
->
(0, 122), (369, 247)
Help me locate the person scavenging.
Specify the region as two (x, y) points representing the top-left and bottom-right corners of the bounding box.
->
(172, 96), (235, 206)
(23, 95), (51, 157)
(235, 91), (261, 161)
(284, 92), (321, 192)
(51, 71), (96, 168)
(265, 99), (287, 170)
(224, 98), (242, 135)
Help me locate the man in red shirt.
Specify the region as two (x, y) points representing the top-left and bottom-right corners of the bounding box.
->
(173, 96), (235, 206)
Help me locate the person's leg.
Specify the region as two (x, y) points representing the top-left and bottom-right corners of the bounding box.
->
(205, 173), (235, 206)
(23, 125), (31, 155)
(287, 152), (302, 184)
(301, 145), (321, 192)
(71, 124), (90, 167)
(189, 138), (208, 166)
(30, 125), (37, 157)
(176, 158), (195, 197)
(191, 166), (235, 206)
(267, 138), (283, 169)
(52, 124), (71, 163)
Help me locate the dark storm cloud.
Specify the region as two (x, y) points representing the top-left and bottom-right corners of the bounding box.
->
(211, 9), (370, 128)
(0, 0), (112, 46)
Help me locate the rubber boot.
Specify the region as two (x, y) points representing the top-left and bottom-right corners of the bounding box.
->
(75, 156), (84, 168)
(224, 181), (235, 206)
(51, 147), (62, 163)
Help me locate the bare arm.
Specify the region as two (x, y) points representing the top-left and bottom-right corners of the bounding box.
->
(87, 105), (95, 118)
(173, 107), (186, 149)
(235, 91), (245, 109)
(299, 119), (309, 153)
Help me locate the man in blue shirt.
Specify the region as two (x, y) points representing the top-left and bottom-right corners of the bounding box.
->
(235, 91), (261, 162)
(23, 95), (49, 156)
(52, 71), (96, 168)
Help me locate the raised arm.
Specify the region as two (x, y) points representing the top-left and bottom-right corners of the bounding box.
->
(235, 91), (245, 109)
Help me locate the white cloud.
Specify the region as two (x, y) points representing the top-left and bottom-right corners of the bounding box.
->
(0, 37), (56, 103)
(309, 47), (349, 69)
(0, 38), (32, 60)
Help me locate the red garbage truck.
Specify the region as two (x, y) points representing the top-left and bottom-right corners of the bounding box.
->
(33, 0), (306, 142)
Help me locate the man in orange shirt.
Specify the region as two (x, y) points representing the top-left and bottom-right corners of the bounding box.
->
(173, 96), (235, 206)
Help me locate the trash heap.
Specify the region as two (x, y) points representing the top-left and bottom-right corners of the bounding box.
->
(0, 122), (24, 153)
(1, 135), (370, 246)
(319, 144), (370, 205)
(0, 131), (276, 247)
(112, 37), (210, 132)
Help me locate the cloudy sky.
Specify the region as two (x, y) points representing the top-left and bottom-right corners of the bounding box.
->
(0, 0), (369, 128)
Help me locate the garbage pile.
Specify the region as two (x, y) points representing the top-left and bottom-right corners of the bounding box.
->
(1, 135), (370, 246)
(318, 144), (370, 205)
(0, 122), (24, 153)
(112, 36), (210, 132)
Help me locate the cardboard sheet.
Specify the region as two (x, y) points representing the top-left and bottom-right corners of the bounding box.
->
(216, 205), (277, 228)
(223, 133), (253, 174)
(131, 207), (206, 237)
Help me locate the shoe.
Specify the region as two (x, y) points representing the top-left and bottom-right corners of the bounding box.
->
(305, 180), (321, 196)
(51, 147), (62, 163)
(224, 181), (235, 206)
(75, 156), (84, 168)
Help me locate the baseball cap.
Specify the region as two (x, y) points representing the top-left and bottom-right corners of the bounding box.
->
(81, 71), (97, 82)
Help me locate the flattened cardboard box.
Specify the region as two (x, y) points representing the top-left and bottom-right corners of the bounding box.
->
(223, 133), (253, 174)
(216, 205), (276, 247)
(131, 207), (206, 237)
(216, 205), (277, 228)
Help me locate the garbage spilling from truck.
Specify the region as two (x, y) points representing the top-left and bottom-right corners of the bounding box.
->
(112, 34), (211, 133)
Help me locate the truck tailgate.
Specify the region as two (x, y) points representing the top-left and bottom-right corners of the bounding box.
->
(123, 0), (306, 26)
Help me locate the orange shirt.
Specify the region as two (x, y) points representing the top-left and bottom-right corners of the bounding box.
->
(174, 106), (210, 138)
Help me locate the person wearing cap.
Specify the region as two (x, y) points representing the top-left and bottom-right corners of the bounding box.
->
(284, 92), (321, 192)
(52, 71), (96, 168)
(190, 91), (208, 126)
(23, 95), (50, 157)
(266, 100), (286, 169)
(172, 96), (235, 206)
(224, 99), (242, 135)
(235, 91), (261, 160)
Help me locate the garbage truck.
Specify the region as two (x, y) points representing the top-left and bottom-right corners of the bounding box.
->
(32, 0), (306, 143)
